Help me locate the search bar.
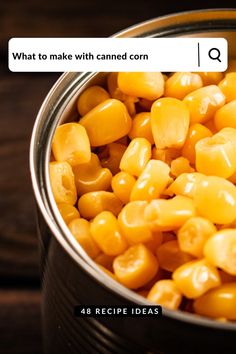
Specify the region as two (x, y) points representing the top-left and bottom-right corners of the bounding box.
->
(8, 38), (228, 72)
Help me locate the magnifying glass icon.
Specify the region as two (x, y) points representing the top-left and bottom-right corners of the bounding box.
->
(208, 48), (221, 62)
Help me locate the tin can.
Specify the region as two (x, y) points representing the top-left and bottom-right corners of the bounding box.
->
(30, 9), (236, 354)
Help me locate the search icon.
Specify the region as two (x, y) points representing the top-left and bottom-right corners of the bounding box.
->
(208, 48), (221, 62)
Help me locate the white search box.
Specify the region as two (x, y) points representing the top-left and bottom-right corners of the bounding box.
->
(8, 38), (228, 72)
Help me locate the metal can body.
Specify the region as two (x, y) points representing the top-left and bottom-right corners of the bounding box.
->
(30, 9), (236, 354)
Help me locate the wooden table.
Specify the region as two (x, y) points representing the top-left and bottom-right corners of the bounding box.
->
(1, 1), (234, 353)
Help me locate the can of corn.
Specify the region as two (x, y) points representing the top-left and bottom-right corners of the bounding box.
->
(30, 9), (236, 354)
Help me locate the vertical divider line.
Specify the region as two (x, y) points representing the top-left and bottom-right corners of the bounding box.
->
(197, 42), (200, 67)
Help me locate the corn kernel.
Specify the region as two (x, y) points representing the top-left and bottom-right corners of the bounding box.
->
(129, 112), (154, 144)
(77, 85), (110, 116)
(49, 161), (77, 205)
(183, 85), (225, 124)
(90, 211), (128, 256)
(165, 172), (204, 198)
(170, 157), (194, 177)
(197, 72), (223, 85)
(78, 191), (123, 219)
(151, 97), (190, 149)
(119, 138), (151, 177)
(204, 119), (218, 134)
(195, 133), (236, 178)
(181, 123), (212, 164)
(107, 72), (127, 101)
(165, 72), (203, 100)
(52, 123), (91, 166)
(218, 72), (236, 102)
(147, 279), (182, 310)
(214, 100), (236, 131)
(68, 218), (100, 258)
(111, 171), (136, 204)
(73, 153), (112, 196)
(101, 143), (127, 175)
(145, 232), (163, 253)
(123, 96), (139, 116)
(157, 240), (193, 272)
(204, 229), (236, 275)
(145, 196), (196, 231)
(152, 146), (181, 165)
(193, 283), (236, 320)
(118, 201), (152, 244)
(79, 99), (132, 146)
(173, 259), (221, 299)
(118, 72), (164, 101)
(193, 176), (236, 224)
(113, 244), (159, 289)
(130, 160), (170, 201)
(57, 203), (80, 224)
(178, 217), (217, 258)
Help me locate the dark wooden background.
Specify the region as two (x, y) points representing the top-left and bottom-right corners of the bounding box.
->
(0, 1), (235, 353)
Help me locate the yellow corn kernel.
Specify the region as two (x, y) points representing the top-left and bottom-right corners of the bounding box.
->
(181, 123), (212, 164)
(111, 171), (136, 204)
(145, 196), (196, 232)
(147, 279), (182, 310)
(193, 283), (236, 320)
(90, 211), (128, 256)
(130, 160), (170, 201)
(151, 97), (190, 149)
(197, 72), (224, 85)
(165, 172), (204, 198)
(52, 123), (91, 166)
(183, 85), (225, 124)
(204, 118), (218, 134)
(49, 161), (77, 205)
(214, 100), (236, 131)
(118, 201), (152, 244)
(170, 157), (194, 177)
(57, 203), (80, 224)
(157, 240), (193, 272)
(119, 138), (151, 177)
(101, 143), (127, 175)
(73, 153), (112, 196)
(107, 72), (127, 101)
(129, 112), (154, 144)
(77, 85), (110, 116)
(204, 229), (236, 275)
(118, 72), (164, 101)
(193, 176), (236, 224)
(78, 191), (123, 219)
(172, 259), (221, 299)
(218, 72), (236, 102)
(79, 99), (132, 146)
(195, 133), (236, 178)
(152, 147), (181, 165)
(178, 217), (217, 258)
(113, 244), (159, 289)
(164, 72), (203, 100)
(95, 253), (115, 272)
(68, 218), (100, 259)
(145, 232), (163, 253)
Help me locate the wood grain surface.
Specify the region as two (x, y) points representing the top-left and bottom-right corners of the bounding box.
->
(0, 1), (235, 353)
